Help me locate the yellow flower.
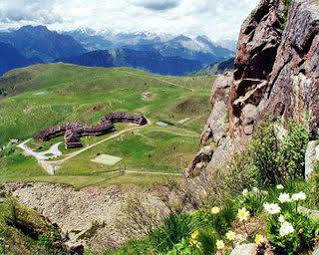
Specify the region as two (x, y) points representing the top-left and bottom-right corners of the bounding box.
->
(255, 234), (264, 245)
(226, 231), (236, 241)
(237, 207), (250, 222)
(211, 206), (221, 215)
(216, 240), (225, 250)
(191, 230), (200, 240)
(190, 239), (202, 249)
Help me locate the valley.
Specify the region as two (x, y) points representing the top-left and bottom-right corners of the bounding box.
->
(0, 63), (215, 189)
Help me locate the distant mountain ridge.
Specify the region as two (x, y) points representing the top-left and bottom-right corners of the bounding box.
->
(0, 25), (86, 62)
(58, 48), (202, 76)
(195, 57), (235, 76)
(64, 28), (234, 67)
(0, 25), (234, 76)
(0, 42), (39, 76)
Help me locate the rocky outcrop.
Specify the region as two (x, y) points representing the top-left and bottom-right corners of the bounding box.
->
(230, 0), (285, 143)
(34, 112), (147, 148)
(188, 0), (319, 177)
(186, 75), (232, 177)
(305, 141), (319, 180)
(6, 183), (169, 252)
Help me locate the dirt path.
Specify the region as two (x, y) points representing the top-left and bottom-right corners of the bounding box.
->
(121, 71), (194, 91)
(105, 169), (182, 177)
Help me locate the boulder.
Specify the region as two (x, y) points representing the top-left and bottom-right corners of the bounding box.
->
(231, 243), (257, 255)
(65, 241), (84, 255)
(305, 141), (319, 180)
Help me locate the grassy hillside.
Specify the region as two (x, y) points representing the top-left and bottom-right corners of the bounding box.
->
(0, 63), (216, 188)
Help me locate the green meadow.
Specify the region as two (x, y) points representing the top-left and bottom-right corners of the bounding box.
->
(0, 63), (216, 188)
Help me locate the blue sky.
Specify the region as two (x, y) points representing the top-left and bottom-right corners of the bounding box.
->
(0, 0), (259, 40)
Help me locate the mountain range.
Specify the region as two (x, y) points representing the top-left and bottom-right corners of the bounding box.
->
(59, 48), (201, 76)
(0, 26), (86, 63)
(0, 25), (235, 76)
(0, 42), (37, 76)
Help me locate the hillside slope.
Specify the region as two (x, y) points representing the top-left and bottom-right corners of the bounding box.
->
(0, 63), (215, 188)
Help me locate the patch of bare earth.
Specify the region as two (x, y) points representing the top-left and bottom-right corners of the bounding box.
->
(4, 182), (170, 252)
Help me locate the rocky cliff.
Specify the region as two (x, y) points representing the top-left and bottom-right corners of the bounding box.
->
(187, 0), (319, 177)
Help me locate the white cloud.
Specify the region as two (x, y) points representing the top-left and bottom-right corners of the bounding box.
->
(0, 0), (259, 40)
(130, 0), (181, 11)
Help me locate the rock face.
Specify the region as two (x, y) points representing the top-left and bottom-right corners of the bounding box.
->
(186, 75), (232, 177)
(187, 0), (319, 177)
(34, 112), (147, 148)
(230, 0), (285, 143)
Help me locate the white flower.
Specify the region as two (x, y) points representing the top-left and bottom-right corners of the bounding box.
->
(279, 215), (285, 223)
(242, 189), (249, 197)
(277, 184), (284, 190)
(226, 231), (236, 241)
(292, 192), (307, 201)
(211, 207), (221, 215)
(253, 187), (259, 193)
(264, 203), (281, 214)
(279, 221), (294, 237)
(278, 193), (291, 203)
(261, 190), (269, 196)
(237, 207), (250, 221)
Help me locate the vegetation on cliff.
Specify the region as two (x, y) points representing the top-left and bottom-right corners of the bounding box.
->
(110, 120), (319, 255)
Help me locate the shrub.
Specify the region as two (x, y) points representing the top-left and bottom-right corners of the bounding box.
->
(248, 121), (282, 186)
(248, 120), (309, 186)
(149, 214), (195, 253)
(239, 188), (267, 216)
(277, 121), (309, 180)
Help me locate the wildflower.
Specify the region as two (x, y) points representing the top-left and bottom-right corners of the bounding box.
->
(216, 240), (225, 250)
(278, 193), (291, 203)
(255, 234), (264, 245)
(191, 230), (200, 240)
(264, 203), (281, 214)
(190, 239), (202, 249)
(279, 214), (285, 223)
(279, 221), (294, 237)
(276, 184), (284, 190)
(226, 231), (236, 241)
(211, 206), (220, 215)
(292, 192), (306, 201)
(242, 189), (249, 197)
(237, 207), (250, 221)
(253, 187), (259, 193)
(261, 190), (269, 196)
